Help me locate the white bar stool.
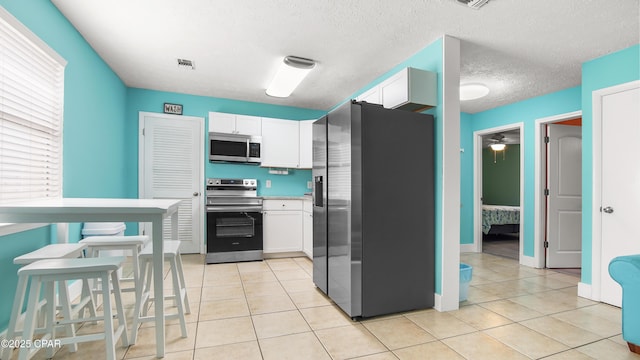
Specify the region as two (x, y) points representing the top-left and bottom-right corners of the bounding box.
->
(130, 240), (190, 344)
(1, 243), (87, 360)
(15, 256), (129, 360)
(79, 235), (149, 300)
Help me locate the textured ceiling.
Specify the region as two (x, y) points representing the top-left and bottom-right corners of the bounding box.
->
(51, 0), (639, 113)
(482, 129), (520, 148)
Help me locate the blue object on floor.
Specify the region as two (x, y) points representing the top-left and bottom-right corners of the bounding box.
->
(609, 255), (640, 354)
(459, 263), (473, 302)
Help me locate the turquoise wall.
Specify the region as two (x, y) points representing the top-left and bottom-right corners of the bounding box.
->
(0, 227), (51, 330)
(460, 112), (474, 245)
(580, 44), (640, 284)
(0, 1), (129, 331)
(460, 86), (582, 257)
(126, 88), (327, 197)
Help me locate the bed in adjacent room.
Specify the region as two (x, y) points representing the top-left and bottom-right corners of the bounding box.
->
(482, 205), (520, 235)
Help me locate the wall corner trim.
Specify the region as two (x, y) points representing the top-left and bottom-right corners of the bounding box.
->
(440, 34), (462, 312)
(578, 282), (593, 300)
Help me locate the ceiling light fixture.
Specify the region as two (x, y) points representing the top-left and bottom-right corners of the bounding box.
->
(490, 142), (506, 163)
(266, 56), (316, 98)
(460, 83), (490, 101)
(456, 0), (491, 10)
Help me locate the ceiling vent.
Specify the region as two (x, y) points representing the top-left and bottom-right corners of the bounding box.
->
(177, 58), (195, 70)
(456, 0), (490, 10)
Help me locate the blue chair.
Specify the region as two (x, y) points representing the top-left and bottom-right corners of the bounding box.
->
(609, 255), (640, 354)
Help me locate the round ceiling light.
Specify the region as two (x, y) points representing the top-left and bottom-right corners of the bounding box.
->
(460, 83), (490, 101)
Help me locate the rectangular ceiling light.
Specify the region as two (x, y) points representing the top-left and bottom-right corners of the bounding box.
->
(266, 56), (315, 98)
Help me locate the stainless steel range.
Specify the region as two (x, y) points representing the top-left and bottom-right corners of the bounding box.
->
(205, 178), (263, 264)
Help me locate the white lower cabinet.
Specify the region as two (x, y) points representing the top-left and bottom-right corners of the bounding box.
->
(263, 199), (303, 254)
(302, 199), (312, 259)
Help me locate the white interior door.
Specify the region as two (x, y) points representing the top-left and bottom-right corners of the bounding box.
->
(546, 124), (582, 268)
(139, 112), (204, 254)
(600, 85), (640, 306)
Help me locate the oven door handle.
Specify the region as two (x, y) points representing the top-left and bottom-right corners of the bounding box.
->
(207, 205), (263, 213)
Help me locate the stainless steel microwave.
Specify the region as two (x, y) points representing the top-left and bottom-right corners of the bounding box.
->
(209, 132), (262, 164)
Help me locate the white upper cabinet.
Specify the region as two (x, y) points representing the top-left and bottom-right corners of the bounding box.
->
(354, 68), (436, 112)
(208, 112), (262, 136)
(208, 112), (235, 133)
(234, 115), (262, 136)
(208, 111), (319, 168)
(261, 118), (300, 168)
(356, 86), (382, 105)
(381, 67), (436, 112)
(298, 120), (314, 169)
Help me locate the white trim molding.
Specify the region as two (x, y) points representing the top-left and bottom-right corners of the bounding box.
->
(460, 244), (476, 253)
(433, 293), (442, 312)
(590, 80), (640, 303)
(473, 123), (525, 264)
(520, 255), (537, 268)
(437, 35), (461, 312)
(533, 110), (582, 269)
(578, 282), (592, 300)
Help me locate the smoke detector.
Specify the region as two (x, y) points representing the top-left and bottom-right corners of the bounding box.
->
(456, 0), (490, 10)
(177, 58), (195, 70)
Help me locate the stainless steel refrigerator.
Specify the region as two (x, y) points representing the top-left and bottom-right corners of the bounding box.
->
(312, 100), (434, 319)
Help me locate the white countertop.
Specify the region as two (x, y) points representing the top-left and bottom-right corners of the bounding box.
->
(261, 196), (311, 200)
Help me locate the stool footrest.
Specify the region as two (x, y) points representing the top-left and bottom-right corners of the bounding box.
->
(57, 324), (125, 346)
(135, 313), (183, 323)
(56, 314), (117, 325)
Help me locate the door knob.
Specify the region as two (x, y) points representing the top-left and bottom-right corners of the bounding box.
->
(193, 192), (199, 197)
(603, 206), (614, 214)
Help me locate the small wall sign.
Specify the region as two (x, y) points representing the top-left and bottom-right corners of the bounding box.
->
(163, 103), (183, 115)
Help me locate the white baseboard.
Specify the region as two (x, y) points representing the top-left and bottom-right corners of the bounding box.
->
(460, 244), (477, 253)
(578, 282), (594, 300)
(520, 255), (537, 268)
(433, 293), (442, 311)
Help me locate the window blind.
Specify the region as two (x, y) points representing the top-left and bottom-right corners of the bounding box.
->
(0, 7), (66, 202)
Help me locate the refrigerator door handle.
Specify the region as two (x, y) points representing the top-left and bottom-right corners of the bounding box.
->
(314, 176), (324, 207)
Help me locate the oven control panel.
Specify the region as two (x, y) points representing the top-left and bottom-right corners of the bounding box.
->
(206, 178), (258, 199)
(207, 178), (257, 187)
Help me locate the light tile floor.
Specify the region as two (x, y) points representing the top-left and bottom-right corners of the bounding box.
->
(20, 252), (640, 360)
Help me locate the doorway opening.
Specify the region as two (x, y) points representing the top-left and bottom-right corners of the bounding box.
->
(533, 111), (582, 271)
(138, 112), (205, 254)
(473, 124), (524, 262)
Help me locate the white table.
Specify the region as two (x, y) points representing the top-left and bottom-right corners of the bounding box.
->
(0, 198), (182, 358)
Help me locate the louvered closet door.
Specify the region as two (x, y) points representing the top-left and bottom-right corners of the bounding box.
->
(141, 113), (204, 254)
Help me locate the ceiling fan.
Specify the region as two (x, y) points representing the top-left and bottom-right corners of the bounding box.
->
(488, 134), (506, 151)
